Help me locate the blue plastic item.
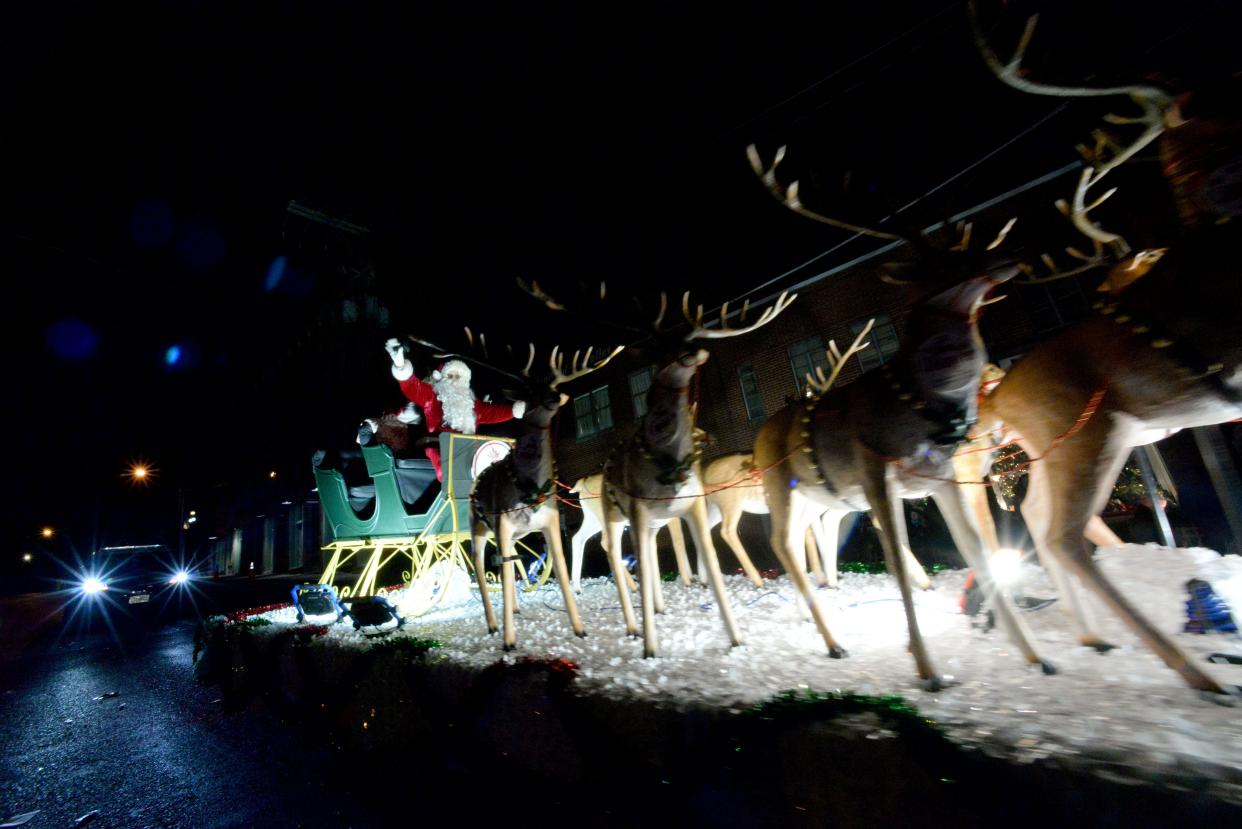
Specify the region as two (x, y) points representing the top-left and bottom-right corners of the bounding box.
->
(1183, 578), (1237, 634)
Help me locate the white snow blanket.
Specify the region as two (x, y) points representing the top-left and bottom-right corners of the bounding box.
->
(256, 545), (1242, 800)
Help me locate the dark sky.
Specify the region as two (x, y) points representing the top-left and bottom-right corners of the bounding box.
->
(3, 0), (1237, 553)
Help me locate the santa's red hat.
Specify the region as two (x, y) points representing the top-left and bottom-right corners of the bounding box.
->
(432, 359), (471, 384)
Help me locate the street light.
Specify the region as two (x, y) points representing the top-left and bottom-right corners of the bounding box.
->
(126, 461), (157, 486)
(22, 553), (32, 563)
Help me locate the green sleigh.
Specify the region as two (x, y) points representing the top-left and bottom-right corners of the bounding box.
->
(311, 432), (554, 614)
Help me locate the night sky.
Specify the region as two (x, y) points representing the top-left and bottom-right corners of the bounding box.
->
(3, 1), (1237, 558)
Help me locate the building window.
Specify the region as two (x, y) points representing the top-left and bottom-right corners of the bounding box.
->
(852, 314), (901, 372)
(573, 386), (614, 439)
(788, 336), (828, 394)
(628, 367), (655, 418)
(738, 364), (765, 423)
(1019, 279), (1090, 334)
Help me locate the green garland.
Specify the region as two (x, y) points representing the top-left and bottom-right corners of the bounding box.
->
(730, 688), (964, 785)
(369, 636), (442, 660)
(838, 561), (950, 575)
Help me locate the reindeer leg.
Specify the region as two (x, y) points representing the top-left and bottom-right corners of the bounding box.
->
(932, 485), (1054, 674)
(666, 518), (694, 586)
(1085, 515), (1123, 548)
(472, 525), (498, 635)
(686, 496), (743, 648)
(763, 477), (846, 657)
(815, 510), (843, 590)
(805, 525), (826, 586)
(633, 502), (660, 657)
(1023, 462), (1115, 651)
(892, 503), (932, 592)
(498, 517), (517, 651)
(861, 457), (941, 688)
(1033, 424), (1226, 694)
(544, 509), (586, 638)
(720, 507), (764, 588)
(570, 521), (590, 594)
(652, 532), (667, 615)
(603, 512), (639, 637)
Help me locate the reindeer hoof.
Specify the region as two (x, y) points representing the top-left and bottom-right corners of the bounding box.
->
(487, 627), (499, 636)
(1038, 660), (1058, 676)
(575, 630), (588, 639)
(502, 643), (516, 653)
(828, 646), (849, 659)
(644, 649), (658, 659)
(1084, 639), (1119, 654)
(627, 630), (641, 639)
(921, 676), (954, 692)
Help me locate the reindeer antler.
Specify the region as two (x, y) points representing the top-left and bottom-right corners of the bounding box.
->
(746, 145), (904, 240)
(548, 344), (625, 388)
(805, 319), (874, 396)
(683, 290), (797, 341)
(969, 0), (1173, 189)
(1016, 167), (1132, 284)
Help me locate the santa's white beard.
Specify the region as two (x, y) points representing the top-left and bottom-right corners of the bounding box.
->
(434, 377), (477, 433)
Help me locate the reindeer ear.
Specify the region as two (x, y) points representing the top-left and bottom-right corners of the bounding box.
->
(879, 262), (920, 285)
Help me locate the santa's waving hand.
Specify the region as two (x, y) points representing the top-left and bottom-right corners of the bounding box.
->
(385, 338), (525, 480)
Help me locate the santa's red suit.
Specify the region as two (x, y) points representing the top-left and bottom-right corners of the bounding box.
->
(387, 342), (523, 480)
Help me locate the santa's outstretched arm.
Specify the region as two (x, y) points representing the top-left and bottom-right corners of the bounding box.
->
(385, 338), (434, 407)
(474, 398), (525, 424)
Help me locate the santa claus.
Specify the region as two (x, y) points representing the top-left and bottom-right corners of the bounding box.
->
(385, 338), (524, 479)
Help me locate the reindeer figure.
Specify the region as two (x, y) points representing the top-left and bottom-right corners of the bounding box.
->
(567, 471), (694, 593)
(748, 145), (1052, 687)
(965, 2), (1241, 693)
(469, 343), (622, 650)
(599, 292), (796, 657)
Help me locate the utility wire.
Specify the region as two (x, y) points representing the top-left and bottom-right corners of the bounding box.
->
(718, 1), (964, 140)
(722, 102), (1069, 308)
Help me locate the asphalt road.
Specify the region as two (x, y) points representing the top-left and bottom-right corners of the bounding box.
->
(0, 578), (651, 829)
(0, 578), (463, 829)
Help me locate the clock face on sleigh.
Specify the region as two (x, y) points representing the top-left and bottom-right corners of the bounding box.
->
(471, 440), (512, 478)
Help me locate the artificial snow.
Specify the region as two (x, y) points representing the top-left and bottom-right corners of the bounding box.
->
(253, 544), (1242, 800)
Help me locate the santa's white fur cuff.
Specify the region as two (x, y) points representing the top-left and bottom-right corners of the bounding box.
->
(511, 401), (527, 419)
(391, 362), (414, 381)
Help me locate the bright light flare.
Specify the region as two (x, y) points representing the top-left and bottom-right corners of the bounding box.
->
(169, 570), (190, 585)
(81, 577), (108, 594)
(125, 460), (157, 486)
(41, 527), (55, 539)
(990, 547), (1025, 588)
(22, 553), (32, 563)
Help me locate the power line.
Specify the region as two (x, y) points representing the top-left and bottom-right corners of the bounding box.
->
(717, 1), (964, 140)
(722, 102), (1068, 308)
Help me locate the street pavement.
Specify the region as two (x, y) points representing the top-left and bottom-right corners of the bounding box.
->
(0, 578), (452, 829)
(0, 577), (641, 829)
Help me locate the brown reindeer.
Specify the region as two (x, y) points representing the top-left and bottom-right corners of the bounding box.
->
(469, 343), (623, 650)
(594, 291), (798, 657)
(706, 329), (937, 593)
(748, 145), (1052, 687)
(967, 2), (1241, 693)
